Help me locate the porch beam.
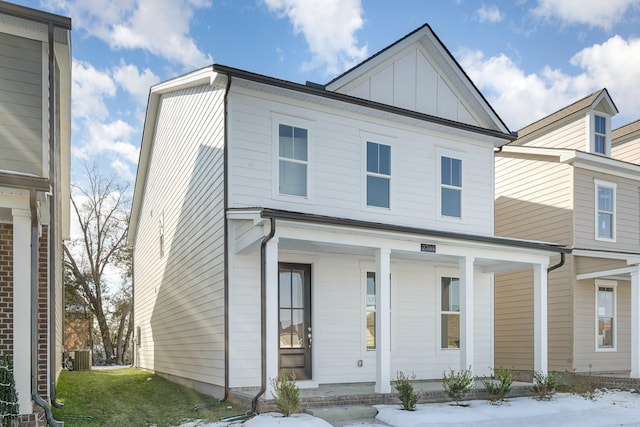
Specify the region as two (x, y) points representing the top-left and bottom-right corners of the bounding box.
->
(459, 256), (474, 373)
(264, 236), (280, 399)
(631, 266), (640, 378)
(576, 266), (639, 281)
(375, 247), (391, 393)
(533, 262), (549, 374)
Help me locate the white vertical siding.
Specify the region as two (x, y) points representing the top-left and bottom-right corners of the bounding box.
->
(0, 32), (43, 176)
(228, 86), (496, 236)
(133, 84), (226, 387)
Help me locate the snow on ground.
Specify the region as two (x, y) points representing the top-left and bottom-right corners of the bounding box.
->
(179, 390), (640, 427)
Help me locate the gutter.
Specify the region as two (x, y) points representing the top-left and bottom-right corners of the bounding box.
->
(251, 217), (277, 412)
(547, 252), (566, 273)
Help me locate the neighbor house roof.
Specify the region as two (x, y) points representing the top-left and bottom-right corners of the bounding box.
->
(517, 89), (617, 139)
(612, 118), (640, 141)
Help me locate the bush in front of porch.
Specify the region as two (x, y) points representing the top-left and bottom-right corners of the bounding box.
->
(442, 367), (474, 405)
(394, 371), (421, 411)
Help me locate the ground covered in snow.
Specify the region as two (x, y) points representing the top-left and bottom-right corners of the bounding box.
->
(180, 390), (640, 426)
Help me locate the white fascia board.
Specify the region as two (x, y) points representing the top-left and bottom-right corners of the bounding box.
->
(576, 266), (637, 281)
(566, 151), (640, 181)
(572, 249), (640, 265)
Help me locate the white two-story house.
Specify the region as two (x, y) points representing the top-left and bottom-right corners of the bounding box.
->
(128, 24), (566, 408)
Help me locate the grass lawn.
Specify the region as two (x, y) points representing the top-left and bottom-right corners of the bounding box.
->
(52, 368), (247, 426)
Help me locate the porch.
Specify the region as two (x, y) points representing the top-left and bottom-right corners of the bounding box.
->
(229, 379), (535, 413)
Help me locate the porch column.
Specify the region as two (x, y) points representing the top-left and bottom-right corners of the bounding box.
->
(631, 266), (640, 378)
(375, 248), (391, 393)
(13, 208), (32, 414)
(533, 262), (548, 374)
(264, 236), (280, 399)
(459, 256), (474, 373)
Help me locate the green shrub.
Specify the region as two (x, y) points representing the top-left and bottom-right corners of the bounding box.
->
(442, 367), (474, 405)
(270, 369), (300, 416)
(395, 371), (421, 411)
(0, 353), (19, 427)
(481, 367), (513, 404)
(531, 370), (558, 401)
(567, 371), (597, 400)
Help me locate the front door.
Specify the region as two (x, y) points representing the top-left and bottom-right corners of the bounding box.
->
(278, 263), (312, 380)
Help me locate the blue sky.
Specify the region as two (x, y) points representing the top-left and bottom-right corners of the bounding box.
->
(12, 0), (640, 183)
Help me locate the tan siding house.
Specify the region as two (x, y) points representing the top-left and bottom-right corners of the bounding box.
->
(129, 24), (567, 409)
(0, 3), (71, 426)
(495, 88), (640, 378)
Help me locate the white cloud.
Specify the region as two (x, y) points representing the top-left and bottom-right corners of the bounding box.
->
(459, 34), (640, 130)
(531, 0), (640, 30)
(48, 0), (212, 68)
(476, 4), (504, 23)
(72, 60), (116, 121)
(113, 62), (161, 108)
(264, 0), (368, 75)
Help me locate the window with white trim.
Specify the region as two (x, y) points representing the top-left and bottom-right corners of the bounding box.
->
(440, 276), (460, 349)
(595, 180), (616, 241)
(596, 282), (616, 351)
(441, 156), (462, 218)
(278, 123), (308, 197)
(594, 115), (607, 154)
(365, 272), (376, 350)
(366, 142), (391, 208)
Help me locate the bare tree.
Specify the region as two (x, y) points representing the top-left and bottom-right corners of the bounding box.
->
(63, 165), (132, 365)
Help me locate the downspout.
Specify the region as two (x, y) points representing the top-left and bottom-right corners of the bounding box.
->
(251, 217), (276, 412)
(30, 190), (63, 427)
(221, 74), (232, 403)
(46, 20), (64, 410)
(547, 252), (566, 273)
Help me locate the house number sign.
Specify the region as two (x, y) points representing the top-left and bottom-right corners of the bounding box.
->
(420, 243), (436, 253)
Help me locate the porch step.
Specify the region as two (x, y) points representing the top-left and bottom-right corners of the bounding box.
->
(305, 405), (387, 426)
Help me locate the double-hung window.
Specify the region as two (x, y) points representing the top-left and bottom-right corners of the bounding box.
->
(366, 142), (391, 208)
(594, 115), (607, 155)
(441, 276), (460, 349)
(596, 282), (616, 351)
(278, 124), (308, 197)
(441, 156), (462, 218)
(595, 180), (616, 241)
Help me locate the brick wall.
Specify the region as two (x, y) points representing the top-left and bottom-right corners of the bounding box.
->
(0, 223), (13, 355)
(37, 225), (48, 396)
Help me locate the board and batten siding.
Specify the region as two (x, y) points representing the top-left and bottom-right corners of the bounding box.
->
(229, 251), (493, 387)
(133, 84), (226, 389)
(0, 32), (43, 176)
(227, 85), (496, 236)
(573, 168), (640, 252)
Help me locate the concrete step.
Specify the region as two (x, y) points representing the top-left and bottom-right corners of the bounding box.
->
(305, 405), (390, 426)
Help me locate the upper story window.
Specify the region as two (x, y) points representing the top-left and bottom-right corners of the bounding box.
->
(594, 115), (606, 154)
(366, 142), (391, 208)
(595, 179), (616, 241)
(278, 124), (308, 197)
(589, 113), (610, 156)
(441, 156), (462, 218)
(441, 276), (460, 349)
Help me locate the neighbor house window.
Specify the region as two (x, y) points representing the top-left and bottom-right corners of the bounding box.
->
(594, 115), (607, 155)
(366, 142), (391, 208)
(365, 272), (376, 350)
(279, 124), (308, 197)
(441, 276), (460, 349)
(441, 156), (462, 218)
(595, 180), (616, 241)
(596, 283), (616, 350)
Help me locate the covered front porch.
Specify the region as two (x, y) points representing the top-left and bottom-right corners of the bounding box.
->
(228, 208), (568, 401)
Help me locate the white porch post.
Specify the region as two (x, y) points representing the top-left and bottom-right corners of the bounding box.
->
(459, 256), (474, 373)
(264, 236), (280, 399)
(375, 248), (391, 393)
(13, 208), (32, 414)
(631, 266), (640, 378)
(533, 262), (548, 375)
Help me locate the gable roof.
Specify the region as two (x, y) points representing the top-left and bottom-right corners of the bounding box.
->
(612, 118), (640, 142)
(323, 23), (511, 134)
(518, 89), (618, 139)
